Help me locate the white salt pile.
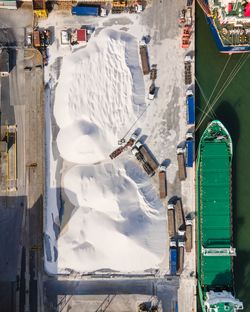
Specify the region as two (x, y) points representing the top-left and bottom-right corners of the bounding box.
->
(45, 28), (167, 274)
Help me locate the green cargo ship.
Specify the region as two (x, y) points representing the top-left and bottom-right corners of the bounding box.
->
(197, 120), (243, 311)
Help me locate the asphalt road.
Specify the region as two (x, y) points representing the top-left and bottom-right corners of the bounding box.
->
(0, 6), (44, 312)
(44, 277), (179, 312)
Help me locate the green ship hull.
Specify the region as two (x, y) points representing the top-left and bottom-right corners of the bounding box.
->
(197, 120), (243, 312)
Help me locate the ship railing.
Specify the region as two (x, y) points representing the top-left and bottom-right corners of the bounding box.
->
(196, 0), (213, 17)
(202, 246), (236, 256)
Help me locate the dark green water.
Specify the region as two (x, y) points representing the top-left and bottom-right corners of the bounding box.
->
(196, 6), (250, 311)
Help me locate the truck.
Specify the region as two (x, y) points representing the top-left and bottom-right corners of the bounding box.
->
(184, 55), (192, 85)
(186, 133), (194, 167)
(61, 30), (70, 45)
(7, 125), (17, 192)
(150, 64), (157, 80)
(148, 82), (156, 100)
(124, 133), (138, 149)
(71, 5), (100, 16)
(131, 145), (155, 177)
(185, 7), (192, 26)
(177, 239), (185, 274)
(186, 90), (195, 124)
(174, 198), (185, 232)
(139, 45), (150, 75)
(185, 219), (192, 252)
(33, 30), (41, 48)
(142, 162), (155, 177)
(167, 203), (175, 237)
(135, 142), (158, 171)
(159, 166), (167, 198)
(170, 240), (177, 275)
(177, 147), (186, 181)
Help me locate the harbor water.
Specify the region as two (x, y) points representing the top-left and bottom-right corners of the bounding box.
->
(196, 5), (250, 311)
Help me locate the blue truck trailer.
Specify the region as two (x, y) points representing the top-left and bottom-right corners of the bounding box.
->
(185, 133), (194, 167)
(72, 5), (100, 16)
(169, 240), (177, 275)
(186, 90), (195, 125)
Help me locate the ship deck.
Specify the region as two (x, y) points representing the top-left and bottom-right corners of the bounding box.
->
(199, 140), (233, 288)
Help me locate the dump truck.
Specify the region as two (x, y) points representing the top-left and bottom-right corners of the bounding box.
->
(135, 142), (158, 171)
(33, 30), (41, 48)
(170, 240), (177, 275)
(185, 219), (192, 252)
(177, 239), (185, 275)
(186, 135), (194, 168)
(148, 82), (156, 100)
(184, 55), (192, 85)
(185, 7), (192, 26)
(132, 144), (155, 177)
(7, 125), (17, 192)
(167, 203), (175, 237)
(72, 5), (100, 16)
(142, 162), (155, 177)
(174, 198), (185, 232)
(177, 147), (186, 181)
(159, 166), (167, 199)
(150, 64), (157, 80)
(186, 90), (195, 124)
(139, 45), (150, 75)
(179, 9), (186, 24)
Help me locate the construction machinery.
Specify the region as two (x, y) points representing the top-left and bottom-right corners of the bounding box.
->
(109, 133), (138, 159)
(33, 0), (47, 18)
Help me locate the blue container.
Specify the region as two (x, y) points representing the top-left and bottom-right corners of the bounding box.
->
(186, 94), (195, 125)
(170, 247), (177, 275)
(72, 6), (99, 16)
(186, 139), (194, 167)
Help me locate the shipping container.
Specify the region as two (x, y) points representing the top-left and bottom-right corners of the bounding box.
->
(170, 240), (177, 275)
(72, 5), (100, 16)
(186, 90), (195, 124)
(186, 139), (194, 167)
